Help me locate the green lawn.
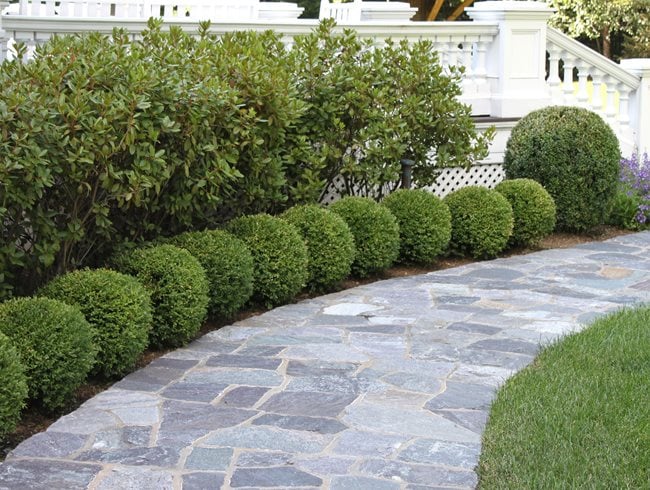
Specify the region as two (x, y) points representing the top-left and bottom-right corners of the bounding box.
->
(478, 306), (650, 489)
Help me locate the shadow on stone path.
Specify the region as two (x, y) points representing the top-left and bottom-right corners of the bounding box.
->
(1, 232), (649, 490)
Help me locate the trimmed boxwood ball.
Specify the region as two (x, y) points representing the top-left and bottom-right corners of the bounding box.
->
(169, 230), (254, 318)
(329, 196), (400, 277)
(382, 189), (452, 265)
(0, 297), (95, 411)
(0, 331), (28, 436)
(444, 186), (514, 259)
(503, 106), (620, 232)
(227, 214), (308, 307)
(113, 245), (209, 348)
(495, 178), (557, 247)
(281, 205), (356, 292)
(40, 269), (152, 379)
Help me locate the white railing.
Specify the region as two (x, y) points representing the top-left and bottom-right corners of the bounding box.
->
(319, 0), (417, 23)
(546, 27), (640, 154)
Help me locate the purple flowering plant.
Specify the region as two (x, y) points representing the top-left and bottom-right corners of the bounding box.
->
(610, 153), (650, 229)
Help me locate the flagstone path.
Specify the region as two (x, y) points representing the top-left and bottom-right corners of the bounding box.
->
(1, 232), (649, 490)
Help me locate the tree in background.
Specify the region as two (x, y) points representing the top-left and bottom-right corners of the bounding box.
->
(547, 0), (645, 59)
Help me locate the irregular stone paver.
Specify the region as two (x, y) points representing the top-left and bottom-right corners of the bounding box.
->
(2, 232), (649, 489)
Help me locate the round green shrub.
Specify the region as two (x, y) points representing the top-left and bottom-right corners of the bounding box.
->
(169, 230), (254, 318)
(281, 205), (356, 292)
(444, 186), (514, 259)
(382, 189), (452, 265)
(0, 331), (28, 436)
(0, 297), (95, 411)
(227, 214), (308, 307)
(495, 178), (557, 247)
(112, 245), (209, 348)
(40, 269), (152, 379)
(329, 197), (400, 277)
(503, 106), (620, 232)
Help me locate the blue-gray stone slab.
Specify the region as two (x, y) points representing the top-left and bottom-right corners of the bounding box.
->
(231, 467), (322, 488)
(260, 391), (358, 417)
(185, 447), (233, 471)
(252, 414), (347, 434)
(182, 472), (226, 490)
(0, 460), (101, 489)
(219, 386), (270, 408)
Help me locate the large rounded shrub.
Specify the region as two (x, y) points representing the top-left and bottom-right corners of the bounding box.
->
(495, 179), (557, 247)
(0, 297), (95, 411)
(113, 245), (209, 348)
(40, 269), (152, 378)
(382, 189), (452, 264)
(0, 332), (28, 436)
(444, 186), (514, 259)
(503, 106), (620, 232)
(281, 205), (356, 292)
(227, 214), (308, 307)
(329, 197), (400, 277)
(169, 230), (254, 318)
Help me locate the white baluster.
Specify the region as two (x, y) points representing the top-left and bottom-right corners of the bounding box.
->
(604, 76), (619, 132)
(576, 61), (590, 107)
(590, 71), (604, 115)
(562, 52), (576, 105)
(19, 0), (29, 15)
(460, 40), (474, 95)
(547, 45), (562, 103)
(447, 39), (459, 68)
(617, 82), (632, 132)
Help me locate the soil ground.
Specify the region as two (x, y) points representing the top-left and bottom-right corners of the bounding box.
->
(0, 226), (631, 460)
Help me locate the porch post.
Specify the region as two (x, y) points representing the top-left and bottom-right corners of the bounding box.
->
(620, 59), (650, 155)
(0, 1), (9, 61)
(466, 1), (554, 118)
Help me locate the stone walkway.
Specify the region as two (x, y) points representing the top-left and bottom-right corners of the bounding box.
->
(1, 232), (650, 490)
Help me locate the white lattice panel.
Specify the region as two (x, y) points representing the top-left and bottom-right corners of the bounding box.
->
(319, 163), (506, 205)
(429, 163), (505, 198)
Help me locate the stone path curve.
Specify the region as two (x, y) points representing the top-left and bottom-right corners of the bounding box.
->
(1, 232), (649, 490)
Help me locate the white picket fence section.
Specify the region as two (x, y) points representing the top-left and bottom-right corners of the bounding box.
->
(2, 0), (650, 198)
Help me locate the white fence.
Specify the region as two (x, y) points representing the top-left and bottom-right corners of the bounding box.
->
(2, 0), (650, 197)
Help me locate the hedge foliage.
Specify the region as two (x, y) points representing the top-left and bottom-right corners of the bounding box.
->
(169, 230), (254, 318)
(495, 179), (557, 247)
(503, 106), (620, 232)
(329, 197), (400, 277)
(112, 245), (209, 348)
(382, 189), (451, 264)
(281, 205), (356, 291)
(0, 331), (28, 437)
(0, 20), (489, 299)
(227, 214), (309, 307)
(0, 297), (95, 411)
(40, 269), (152, 378)
(445, 186), (514, 259)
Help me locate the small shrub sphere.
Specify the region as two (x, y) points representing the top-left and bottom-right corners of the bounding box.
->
(503, 106), (620, 232)
(382, 189), (452, 264)
(281, 205), (356, 292)
(0, 297), (95, 411)
(40, 269), (152, 378)
(113, 245), (209, 348)
(0, 332), (28, 436)
(329, 197), (400, 277)
(495, 179), (557, 247)
(227, 214), (308, 307)
(444, 186), (514, 259)
(170, 230), (254, 318)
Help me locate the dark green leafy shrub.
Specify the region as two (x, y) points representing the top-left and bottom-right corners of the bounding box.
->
(329, 197), (400, 277)
(227, 214), (308, 307)
(0, 297), (95, 411)
(0, 331), (28, 437)
(382, 189), (451, 264)
(169, 230), (254, 318)
(0, 21), (311, 299)
(495, 179), (557, 247)
(40, 269), (152, 378)
(444, 186), (514, 259)
(607, 190), (645, 230)
(503, 106), (620, 232)
(290, 20), (493, 199)
(112, 245), (209, 348)
(281, 205), (356, 292)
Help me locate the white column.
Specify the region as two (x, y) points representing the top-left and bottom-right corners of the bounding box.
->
(620, 58), (650, 154)
(466, 1), (554, 118)
(0, 1), (10, 61)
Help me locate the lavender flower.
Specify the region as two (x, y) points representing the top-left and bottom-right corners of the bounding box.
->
(619, 153), (650, 225)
